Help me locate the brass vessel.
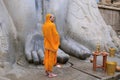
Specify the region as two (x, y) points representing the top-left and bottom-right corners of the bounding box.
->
(96, 43), (100, 52)
(109, 47), (116, 57)
(106, 61), (117, 76)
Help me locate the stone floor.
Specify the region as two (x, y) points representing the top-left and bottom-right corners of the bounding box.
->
(0, 55), (120, 80)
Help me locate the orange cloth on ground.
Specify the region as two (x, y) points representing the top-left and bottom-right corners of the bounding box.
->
(42, 14), (60, 72)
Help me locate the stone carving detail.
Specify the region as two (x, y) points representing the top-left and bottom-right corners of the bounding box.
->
(0, 22), (8, 54)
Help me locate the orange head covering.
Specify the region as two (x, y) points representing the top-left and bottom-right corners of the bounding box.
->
(42, 14), (60, 52)
(45, 13), (52, 23)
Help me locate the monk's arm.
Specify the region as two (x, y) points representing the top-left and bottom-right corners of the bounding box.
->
(51, 24), (60, 49)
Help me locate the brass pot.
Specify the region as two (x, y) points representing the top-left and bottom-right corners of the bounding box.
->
(106, 61), (117, 76)
(109, 48), (116, 57)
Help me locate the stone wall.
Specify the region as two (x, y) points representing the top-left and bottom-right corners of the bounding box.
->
(99, 5), (120, 33)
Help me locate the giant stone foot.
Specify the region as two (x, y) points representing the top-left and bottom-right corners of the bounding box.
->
(43, 0), (120, 58)
(66, 0), (120, 53)
(25, 33), (69, 64)
(60, 37), (91, 60)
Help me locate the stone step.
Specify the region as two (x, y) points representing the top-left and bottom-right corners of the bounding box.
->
(0, 76), (11, 80)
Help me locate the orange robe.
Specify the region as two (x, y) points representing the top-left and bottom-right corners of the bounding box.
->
(42, 14), (60, 72)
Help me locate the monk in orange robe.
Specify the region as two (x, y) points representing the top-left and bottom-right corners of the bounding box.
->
(42, 14), (60, 78)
